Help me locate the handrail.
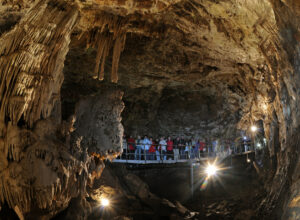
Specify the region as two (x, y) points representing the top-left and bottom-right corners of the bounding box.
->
(114, 141), (257, 163)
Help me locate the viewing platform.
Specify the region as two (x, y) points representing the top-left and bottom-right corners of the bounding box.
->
(112, 151), (255, 164)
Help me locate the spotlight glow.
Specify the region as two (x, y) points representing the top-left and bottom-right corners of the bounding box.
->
(100, 198), (110, 207)
(262, 104), (268, 110)
(205, 164), (218, 177)
(247, 158), (251, 163)
(263, 138), (267, 143)
(243, 136), (247, 140)
(256, 143), (261, 148)
(251, 125), (257, 132)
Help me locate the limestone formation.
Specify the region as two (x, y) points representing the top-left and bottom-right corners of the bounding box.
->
(0, 0), (300, 219)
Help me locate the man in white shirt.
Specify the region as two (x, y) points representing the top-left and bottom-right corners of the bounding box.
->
(159, 137), (167, 160)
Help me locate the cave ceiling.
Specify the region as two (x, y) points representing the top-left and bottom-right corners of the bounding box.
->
(63, 0), (278, 135)
(0, 0), (290, 134)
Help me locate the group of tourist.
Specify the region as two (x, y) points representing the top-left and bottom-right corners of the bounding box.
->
(120, 135), (233, 160)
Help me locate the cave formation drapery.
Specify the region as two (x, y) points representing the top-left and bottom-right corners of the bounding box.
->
(0, 0), (300, 219)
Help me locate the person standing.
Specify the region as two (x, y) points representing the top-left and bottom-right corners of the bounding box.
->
(199, 139), (206, 157)
(195, 139), (200, 159)
(179, 136), (185, 159)
(166, 137), (174, 160)
(143, 135), (151, 160)
(191, 137), (196, 159)
(212, 139), (218, 156)
(135, 135), (143, 160)
(155, 138), (161, 160)
(173, 137), (180, 160)
(149, 137), (156, 160)
(184, 141), (190, 159)
(159, 137), (167, 160)
(127, 135), (136, 159)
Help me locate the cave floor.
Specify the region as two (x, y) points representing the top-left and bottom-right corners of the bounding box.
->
(185, 166), (266, 220)
(129, 157), (266, 220)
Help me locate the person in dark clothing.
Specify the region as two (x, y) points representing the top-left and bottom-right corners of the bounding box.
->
(179, 136), (185, 159)
(135, 135), (143, 160)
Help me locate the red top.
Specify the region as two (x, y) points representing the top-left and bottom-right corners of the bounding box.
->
(199, 142), (206, 150)
(127, 138), (135, 150)
(167, 140), (173, 151)
(149, 141), (156, 153)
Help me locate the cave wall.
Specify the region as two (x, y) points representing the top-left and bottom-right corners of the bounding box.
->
(122, 87), (240, 140)
(0, 1), (79, 218)
(255, 1), (300, 218)
(0, 1), (125, 219)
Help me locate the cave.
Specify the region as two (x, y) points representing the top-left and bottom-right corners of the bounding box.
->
(0, 0), (299, 219)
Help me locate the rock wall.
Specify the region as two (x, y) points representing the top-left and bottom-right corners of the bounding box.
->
(0, 87), (124, 219)
(254, 1), (300, 219)
(122, 87), (240, 139)
(0, 1), (125, 219)
(0, 1), (79, 218)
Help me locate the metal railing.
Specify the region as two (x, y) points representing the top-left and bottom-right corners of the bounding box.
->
(113, 142), (256, 164)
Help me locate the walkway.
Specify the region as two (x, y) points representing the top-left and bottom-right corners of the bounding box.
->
(112, 151), (254, 164)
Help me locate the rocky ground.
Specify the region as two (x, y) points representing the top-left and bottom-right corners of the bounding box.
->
(131, 155), (266, 220)
(186, 165), (266, 219)
(72, 154), (266, 220)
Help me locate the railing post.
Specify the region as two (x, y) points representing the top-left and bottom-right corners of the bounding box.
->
(144, 145), (146, 164)
(190, 161), (194, 199)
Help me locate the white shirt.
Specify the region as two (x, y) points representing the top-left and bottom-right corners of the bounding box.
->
(185, 144), (190, 152)
(159, 140), (167, 151)
(143, 138), (151, 150)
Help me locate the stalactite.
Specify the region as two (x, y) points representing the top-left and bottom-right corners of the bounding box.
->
(0, 0), (78, 128)
(94, 32), (113, 81)
(0, 0), (82, 218)
(94, 32), (106, 80)
(91, 13), (128, 83)
(111, 33), (126, 83)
